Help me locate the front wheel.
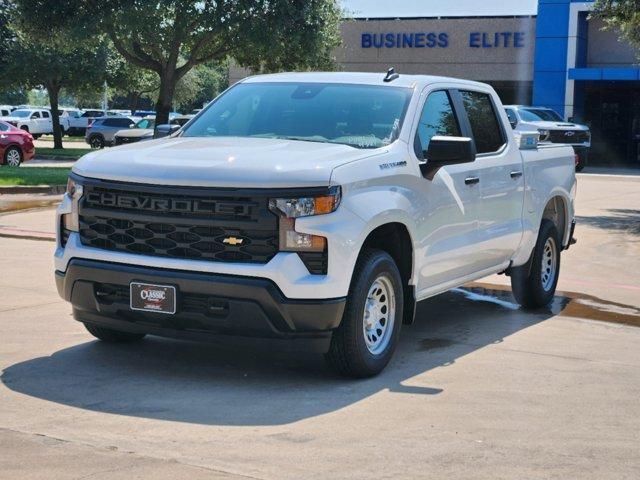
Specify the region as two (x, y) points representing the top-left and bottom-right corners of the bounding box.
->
(510, 219), (561, 309)
(3, 146), (22, 167)
(325, 249), (403, 378)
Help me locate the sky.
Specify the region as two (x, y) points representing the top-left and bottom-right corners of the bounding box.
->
(340, 0), (539, 18)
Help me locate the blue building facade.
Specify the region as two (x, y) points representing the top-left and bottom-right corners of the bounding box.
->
(533, 0), (640, 164)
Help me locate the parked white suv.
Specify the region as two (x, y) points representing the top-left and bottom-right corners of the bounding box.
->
(55, 72), (577, 377)
(0, 108), (53, 138)
(505, 105), (590, 171)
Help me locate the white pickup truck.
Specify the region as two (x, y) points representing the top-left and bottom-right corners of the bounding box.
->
(504, 105), (591, 171)
(0, 108), (53, 138)
(55, 72), (576, 377)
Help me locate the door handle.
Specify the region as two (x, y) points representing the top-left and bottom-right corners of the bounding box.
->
(510, 171), (523, 179)
(464, 176), (480, 185)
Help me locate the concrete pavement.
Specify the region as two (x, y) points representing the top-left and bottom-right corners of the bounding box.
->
(0, 173), (639, 479)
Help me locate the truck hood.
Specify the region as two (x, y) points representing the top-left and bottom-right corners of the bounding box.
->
(526, 120), (589, 131)
(72, 136), (384, 188)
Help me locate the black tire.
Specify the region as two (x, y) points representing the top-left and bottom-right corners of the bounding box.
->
(89, 135), (105, 149)
(32, 134), (41, 139)
(3, 146), (22, 167)
(20, 126), (29, 133)
(84, 323), (146, 342)
(325, 249), (403, 378)
(575, 162), (585, 172)
(510, 219), (561, 309)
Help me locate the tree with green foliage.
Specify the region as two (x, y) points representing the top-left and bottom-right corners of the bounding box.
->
(0, 3), (110, 148)
(591, 0), (640, 57)
(14, 0), (344, 125)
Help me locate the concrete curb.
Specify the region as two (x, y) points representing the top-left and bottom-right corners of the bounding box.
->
(0, 227), (56, 242)
(34, 155), (81, 161)
(0, 194), (63, 213)
(0, 185), (66, 194)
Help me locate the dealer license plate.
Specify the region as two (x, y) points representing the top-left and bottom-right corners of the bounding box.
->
(130, 282), (176, 315)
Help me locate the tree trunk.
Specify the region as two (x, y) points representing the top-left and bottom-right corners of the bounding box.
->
(128, 92), (140, 116)
(46, 83), (63, 150)
(155, 73), (177, 126)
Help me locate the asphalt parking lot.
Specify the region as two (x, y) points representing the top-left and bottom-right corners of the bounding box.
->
(1, 173), (639, 479)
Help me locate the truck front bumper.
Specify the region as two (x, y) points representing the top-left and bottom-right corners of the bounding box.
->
(56, 259), (346, 352)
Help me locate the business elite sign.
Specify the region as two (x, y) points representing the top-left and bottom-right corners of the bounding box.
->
(361, 31), (526, 49)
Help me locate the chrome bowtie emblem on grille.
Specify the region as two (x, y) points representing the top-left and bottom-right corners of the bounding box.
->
(223, 236), (244, 246)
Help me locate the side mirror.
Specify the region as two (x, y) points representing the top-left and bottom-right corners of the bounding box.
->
(154, 124), (179, 139)
(420, 136), (476, 177)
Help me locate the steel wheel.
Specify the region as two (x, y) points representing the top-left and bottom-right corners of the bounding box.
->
(540, 237), (557, 291)
(5, 147), (22, 167)
(363, 274), (396, 355)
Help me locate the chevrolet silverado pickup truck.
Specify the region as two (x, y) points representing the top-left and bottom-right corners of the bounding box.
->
(504, 105), (591, 171)
(55, 72), (577, 377)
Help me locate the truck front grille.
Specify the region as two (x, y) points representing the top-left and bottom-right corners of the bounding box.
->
(78, 181), (279, 264)
(547, 130), (590, 144)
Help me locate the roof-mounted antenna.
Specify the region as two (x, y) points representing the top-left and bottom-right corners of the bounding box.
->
(383, 67), (399, 83)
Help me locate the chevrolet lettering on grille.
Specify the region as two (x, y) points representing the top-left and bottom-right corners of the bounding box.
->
(86, 192), (250, 216)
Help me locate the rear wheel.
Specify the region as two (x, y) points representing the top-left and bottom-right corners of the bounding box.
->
(510, 219), (561, 309)
(325, 249), (403, 378)
(3, 146), (22, 167)
(84, 323), (146, 342)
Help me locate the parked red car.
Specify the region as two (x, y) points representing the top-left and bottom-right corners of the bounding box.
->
(0, 120), (35, 166)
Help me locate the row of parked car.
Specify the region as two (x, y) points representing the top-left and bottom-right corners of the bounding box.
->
(0, 105), (192, 139)
(86, 114), (193, 149)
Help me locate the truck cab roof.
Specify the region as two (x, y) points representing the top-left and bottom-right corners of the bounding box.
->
(241, 71), (489, 90)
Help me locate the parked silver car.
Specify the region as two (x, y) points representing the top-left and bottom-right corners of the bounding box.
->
(85, 116), (135, 148)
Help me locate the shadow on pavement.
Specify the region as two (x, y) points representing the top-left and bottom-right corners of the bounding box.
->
(576, 209), (640, 236)
(1, 287), (564, 426)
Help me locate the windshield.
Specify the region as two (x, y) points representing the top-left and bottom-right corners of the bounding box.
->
(10, 110), (32, 118)
(519, 108), (563, 122)
(182, 82), (412, 149)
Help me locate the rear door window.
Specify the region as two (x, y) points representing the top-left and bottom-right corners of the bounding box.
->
(460, 91), (505, 154)
(104, 118), (132, 128)
(42, 111), (50, 118)
(414, 90), (461, 158)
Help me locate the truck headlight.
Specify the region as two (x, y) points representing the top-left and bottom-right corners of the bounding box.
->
(268, 186), (341, 218)
(269, 187), (340, 252)
(538, 129), (550, 142)
(62, 176), (83, 232)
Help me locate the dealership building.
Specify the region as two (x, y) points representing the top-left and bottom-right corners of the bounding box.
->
(230, 0), (640, 165)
